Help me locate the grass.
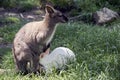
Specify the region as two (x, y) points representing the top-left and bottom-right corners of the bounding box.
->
(0, 21), (25, 43)
(0, 22), (120, 80)
(0, 17), (20, 25)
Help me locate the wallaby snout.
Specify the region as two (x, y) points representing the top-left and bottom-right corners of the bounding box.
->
(61, 14), (68, 23)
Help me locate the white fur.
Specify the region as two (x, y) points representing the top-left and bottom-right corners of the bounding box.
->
(40, 47), (76, 73)
(45, 26), (57, 46)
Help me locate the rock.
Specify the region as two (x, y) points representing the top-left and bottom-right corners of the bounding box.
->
(0, 37), (3, 43)
(4, 12), (17, 16)
(93, 7), (119, 25)
(0, 8), (4, 11)
(26, 15), (35, 19)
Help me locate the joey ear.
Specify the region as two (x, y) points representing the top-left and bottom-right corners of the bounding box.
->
(45, 5), (54, 14)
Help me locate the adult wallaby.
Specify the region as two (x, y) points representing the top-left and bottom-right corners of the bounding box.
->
(12, 5), (68, 74)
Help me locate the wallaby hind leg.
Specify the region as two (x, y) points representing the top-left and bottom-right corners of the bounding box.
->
(16, 60), (28, 75)
(31, 56), (41, 74)
(13, 42), (33, 75)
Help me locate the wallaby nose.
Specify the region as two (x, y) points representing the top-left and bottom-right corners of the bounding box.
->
(63, 15), (68, 22)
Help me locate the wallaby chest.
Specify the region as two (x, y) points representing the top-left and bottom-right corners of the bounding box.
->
(43, 26), (57, 46)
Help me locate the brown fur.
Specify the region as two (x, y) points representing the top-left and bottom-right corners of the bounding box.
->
(12, 5), (68, 74)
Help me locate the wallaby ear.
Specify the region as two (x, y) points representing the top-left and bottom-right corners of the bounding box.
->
(45, 5), (54, 14)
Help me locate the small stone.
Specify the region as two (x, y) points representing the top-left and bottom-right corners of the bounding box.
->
(26, 15), (35, 19)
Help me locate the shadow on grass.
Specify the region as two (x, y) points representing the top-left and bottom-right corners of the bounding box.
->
(0, 48), (11, 60)
(0, 48), (14, 69)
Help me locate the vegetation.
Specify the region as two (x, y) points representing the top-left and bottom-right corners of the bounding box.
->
(0, 22), (23, 43)
(0, 0), (119, 12)
(0, 17), (20, 24)
(73, 0), (120, 12)
(0, 0), (40, 11)
(0, 22), (120, 80)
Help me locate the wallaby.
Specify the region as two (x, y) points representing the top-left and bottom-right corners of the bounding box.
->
(12, 5), (68, 74)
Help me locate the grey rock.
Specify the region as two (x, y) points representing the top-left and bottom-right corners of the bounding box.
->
(0, 37), (3, 42)
(93, 7), (119, 25)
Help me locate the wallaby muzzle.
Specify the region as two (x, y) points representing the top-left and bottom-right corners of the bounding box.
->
(62, 15), (68, 23)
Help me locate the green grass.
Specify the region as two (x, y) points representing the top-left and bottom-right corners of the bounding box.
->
(0, 17), (20, 25)
(0, 22), (120, 80)
(0, 22), (25, 43)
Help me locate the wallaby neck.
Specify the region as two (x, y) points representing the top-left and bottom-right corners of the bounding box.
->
(43, 14), (56, 28)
